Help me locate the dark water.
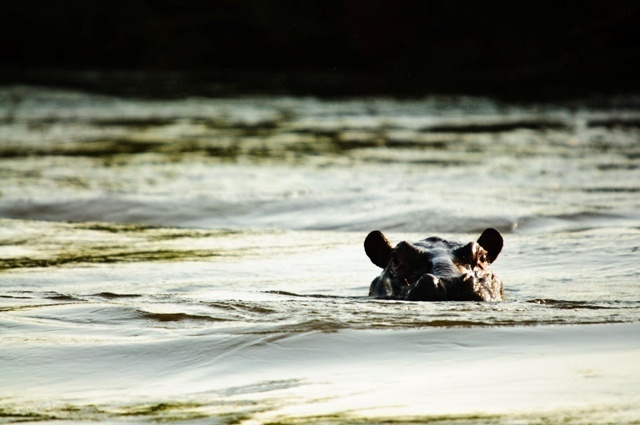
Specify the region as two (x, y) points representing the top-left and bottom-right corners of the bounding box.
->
(1, 86), (639, 424)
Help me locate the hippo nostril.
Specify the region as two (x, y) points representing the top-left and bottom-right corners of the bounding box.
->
(418, 273), (439, 285)
(407, 273), (446, 301)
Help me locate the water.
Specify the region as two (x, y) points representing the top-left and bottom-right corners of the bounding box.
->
(1, 86), (640, 424)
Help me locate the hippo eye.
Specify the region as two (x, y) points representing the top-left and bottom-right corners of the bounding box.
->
(391, 254), (400, 269)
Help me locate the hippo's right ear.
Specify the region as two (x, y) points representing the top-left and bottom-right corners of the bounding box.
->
(364, 230), (393, 268)
(477, 228), (504, 263)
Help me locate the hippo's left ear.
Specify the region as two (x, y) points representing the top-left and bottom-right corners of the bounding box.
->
(477, 228), (503, 263)
(364, 230), (392, 268)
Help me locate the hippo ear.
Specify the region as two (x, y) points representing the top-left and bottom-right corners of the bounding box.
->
(364, 230), (393, 268)
(477, 228), (503, 263)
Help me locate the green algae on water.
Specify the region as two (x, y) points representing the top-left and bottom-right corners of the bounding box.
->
(0, 219), (245, 271)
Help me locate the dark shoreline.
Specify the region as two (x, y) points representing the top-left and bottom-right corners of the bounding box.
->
(3, 67), (639, 103)
(2, 1), (639, 101)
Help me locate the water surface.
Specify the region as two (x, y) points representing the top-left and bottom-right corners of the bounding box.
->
(1, 87), (639, 424)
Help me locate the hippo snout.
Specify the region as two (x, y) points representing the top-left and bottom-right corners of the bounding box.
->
(364, 228), (505, 302)
(405, 274), (447, 301)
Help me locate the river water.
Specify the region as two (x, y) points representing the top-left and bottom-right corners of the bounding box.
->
(1, 86), (639, 424)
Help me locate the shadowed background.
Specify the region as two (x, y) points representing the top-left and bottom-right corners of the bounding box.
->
(1, 0), (639, 98)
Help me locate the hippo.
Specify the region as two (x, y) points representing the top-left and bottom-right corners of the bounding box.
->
(365, 228), (504, 301)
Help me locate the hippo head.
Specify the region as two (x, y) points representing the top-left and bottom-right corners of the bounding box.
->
(365, 228), (504, 301)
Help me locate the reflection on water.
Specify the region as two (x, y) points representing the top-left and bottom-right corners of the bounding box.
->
(1, 87), (639, 233)
(1, 87), (639, 423)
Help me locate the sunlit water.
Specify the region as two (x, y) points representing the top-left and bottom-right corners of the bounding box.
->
(1, 86), (639, 424)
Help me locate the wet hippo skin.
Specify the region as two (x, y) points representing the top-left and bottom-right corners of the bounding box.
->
(365, 228), (504, 301)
